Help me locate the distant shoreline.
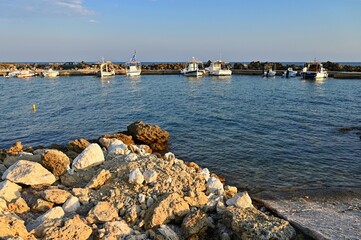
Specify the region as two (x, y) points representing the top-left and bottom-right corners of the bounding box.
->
(1, 61), (361, 79)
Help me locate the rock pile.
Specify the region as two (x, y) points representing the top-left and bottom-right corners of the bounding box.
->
(0, 122), (296, 240)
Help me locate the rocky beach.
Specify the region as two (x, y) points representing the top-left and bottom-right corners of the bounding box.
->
(0, 122), (300, 240)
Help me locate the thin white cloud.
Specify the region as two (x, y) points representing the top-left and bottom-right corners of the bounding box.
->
(54, 0), (94, 16)
(89, 19), (97, 23)
(0, 0), (94, 19)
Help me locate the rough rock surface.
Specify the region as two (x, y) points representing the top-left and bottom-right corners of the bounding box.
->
(43, 188), (71, 204)
(67, 138), (90, 153)
(8, 197), (30, 214)
(2, 160), (56, 186)
(7, 141), (23, 155)
(41, 149), (70, 176)
(86, 169), (111, 189)
(87, 201), (119, 223)
(223, 206), (296, 240)
(101, 132), (135, 145)
(127, 121), (169, 151)
(0, 124), (299, 239)
(145, 192), (190, 229)
(34, 215), (92, 240)
(258, 195), (361, 240)
(0, 180), (22, 202)
(0, 213), (35, 239)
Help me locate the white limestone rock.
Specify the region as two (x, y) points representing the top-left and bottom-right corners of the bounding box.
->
(72, 143), (105, 170)
(144, 169), (158, 184)
(2, 160), (56, 186)
(138, 194), (146, 204)
(226, 191), (253, 209)
(129, 168), (144, 185)
(164, 152), (175, 161)
(206, 176), (224, 195)
(62, 195), (80, 213)
(201, 168), (210, 182)
(99, 137), (123, 149)
(0, 180), (22, 202)
(108, 140), (128, 155)
(28, 206), (65, 231)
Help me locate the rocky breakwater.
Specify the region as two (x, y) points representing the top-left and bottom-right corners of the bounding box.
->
(0, 122), (296, 240)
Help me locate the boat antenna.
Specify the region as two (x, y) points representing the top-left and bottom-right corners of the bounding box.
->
(101, 56), (105, 63)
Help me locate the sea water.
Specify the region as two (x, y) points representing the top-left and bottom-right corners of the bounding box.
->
(1, 75), (360, 196)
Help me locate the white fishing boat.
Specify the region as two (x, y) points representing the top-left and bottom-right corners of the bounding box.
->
(42, 68), (59, 78)
(263, 68), (276, 78)
(282, 68), (298, 78)
(301, 61), (328, 80)
(126, 52), (141, 77)
(97, 61), (115, 78)
(206, 60), (232, 76)
(181, 57), (204, 77)
(3, 70), (21, 78)
(17, 70), (36, 78)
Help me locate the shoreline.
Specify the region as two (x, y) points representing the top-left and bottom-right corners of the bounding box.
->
(1, 61), (361, 79)
(1, 122), (360, 239)
(0, 122), (298, 239)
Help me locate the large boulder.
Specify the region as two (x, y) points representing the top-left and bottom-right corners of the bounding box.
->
(8, 197), (30, 214)
(226, 191), (253, 209)
(0, 213), (35, 239)
(41, 149), (70, 176)
(72, 143), (105, 170)
(145, 193), (190, 229)
(2, 160), (56, 186)
(127, 121), (169, 151)
(34, 214), (92, 240)
(0, 180), (22, 202)
(87, 201), (119, 223)
(182, 210), (210, 238)
(43, 189), (71, 204)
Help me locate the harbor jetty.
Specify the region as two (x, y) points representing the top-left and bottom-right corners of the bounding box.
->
(1, 61), (361, 78)
(0, 122), (298, 239)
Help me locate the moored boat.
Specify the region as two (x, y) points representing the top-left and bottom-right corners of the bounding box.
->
(97, 61), (115, 78)
(301, 61), (328, 80)
(3, 70), (21, 78)
(206, 60), (232, 76)
(17, 70), (36, 78)
(126, 52), (141, 77)
(42, 68), (59, 78)
(282, 68), (298, 78)
(181, 57), (204, 77)
(263, 68), (276, 78)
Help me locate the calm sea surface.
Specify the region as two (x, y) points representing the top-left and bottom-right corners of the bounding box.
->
(1, 75), (361, 196)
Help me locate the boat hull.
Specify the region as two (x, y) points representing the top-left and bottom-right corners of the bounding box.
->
(302, 72), (328, 80)
(126, 70), (141, 77)
(184, 70), (203, 77)
(97, 71), (115, 78)
(209, 69), (232, 76)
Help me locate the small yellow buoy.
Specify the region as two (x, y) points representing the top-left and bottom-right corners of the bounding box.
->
(32, 104), (37, 112)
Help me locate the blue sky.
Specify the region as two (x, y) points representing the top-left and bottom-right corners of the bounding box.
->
(0, 0), (360, 62)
